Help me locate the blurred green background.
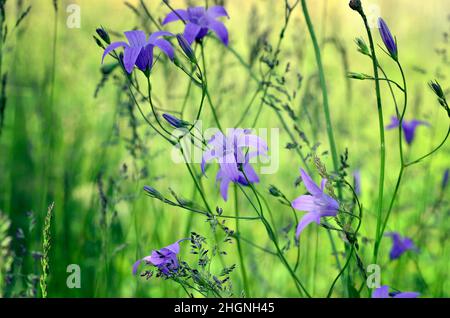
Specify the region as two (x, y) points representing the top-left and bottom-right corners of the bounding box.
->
(0, 0), (448, 297)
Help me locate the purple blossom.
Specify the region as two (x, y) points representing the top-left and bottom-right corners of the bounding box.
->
(378, 18), (397, 59)
(201, 129), (268, 201)
(386, 232), (417, 260)
(372, 285), (419, 298)
(102, 30), (174, 74)
(292, 169), (339, 238)
(133, 240), (184, 276)
(386, 116), (429, 145)
(163, 6), (230, 46)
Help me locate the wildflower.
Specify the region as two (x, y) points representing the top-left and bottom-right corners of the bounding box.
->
(292, 169), (339, 238)
(442, 169), (449, 190)
(133, 240), (185, 276)
(201, 129), (268, 201)
(102, 30), (174, 74)
(378, 18), (398, 60)
(162, 113), (190, 129)
(176, 34), (197, 63)
(372, 285), (419, 298)
(163, 6), (230, 46)
(386, 116), (429, 145)
(386, 232), (417, 260)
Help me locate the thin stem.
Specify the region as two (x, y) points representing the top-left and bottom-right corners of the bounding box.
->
(200, 44), (223, 131)
(353, 6), (386, 265)
(301, 0), (344, 286)
(405, 126), (450, 167)
(301, 0), (340, 183)
(240, 172), (311, 297)
(234, 184), (250, 297)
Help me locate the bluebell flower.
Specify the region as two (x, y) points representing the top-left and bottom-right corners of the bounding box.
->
(292, 169), (339, 238)
(386, 232), (417, 260)
(201, 129), (268, 201)
(163, 6), (230, 46)
(386, 116), (429, 145)
(102, 30), (174, 74)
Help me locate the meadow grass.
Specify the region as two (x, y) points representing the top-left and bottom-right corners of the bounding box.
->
(0, 0), (448, 298)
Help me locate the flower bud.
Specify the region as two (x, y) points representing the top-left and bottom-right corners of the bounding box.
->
(176, 34), (196, 63)
(162, 113), (190, 129)
(349, 0), (362, 12)
(96, 27), (111, 44)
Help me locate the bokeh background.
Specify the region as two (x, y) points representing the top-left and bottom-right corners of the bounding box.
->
(0, 0), (448, 297)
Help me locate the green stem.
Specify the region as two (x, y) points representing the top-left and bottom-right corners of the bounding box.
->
(301, 0), (340, 181)
(241, 173), (311, 297)
(353, 7), (386, 266)
(234, 184), (250, 297)
(200, 44), (223, 131)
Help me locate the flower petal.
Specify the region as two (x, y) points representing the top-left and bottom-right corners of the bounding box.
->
(242, 162), (259, 184)
(132, 259), (142, 275)
(164, 241), (180, 254)
(296, 212), (321, 239)
(300, 169), (322, 196)
(372, 285), (390, 298)
(102, 41), (127, 63)
(219, 176), (231, 201)
(394, 292), (420, 298)
(207, 6), (229, 19)
(153, 39), (175, 60)
(292, 195), (316, 212)
(135, 44), (154, 71)
(123, 46), (142, 73)
(162, 9), (189, 25)
(208, 20), (229, 46)
(124, 30), (147, 47)
(386, 116), (400, 130)
(237, 133), (268, 154)
(148, 31), (173, 43)
(184, 23), (202, 44)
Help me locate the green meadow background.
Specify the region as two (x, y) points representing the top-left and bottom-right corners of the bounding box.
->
(0, 0), (448, 297)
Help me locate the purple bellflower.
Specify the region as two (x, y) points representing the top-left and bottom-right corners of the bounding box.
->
(386, 116), (429, 145)
(133, 240), (185, 276)
(102, 30), (175, 74)
(163, 6), (230, 46)
(201, 129), (268, 201)
(372, 285), (419, 298)
(292, 169), (339, 239)
(378, 18), (397, 60)
(386, 232), (417, 260)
